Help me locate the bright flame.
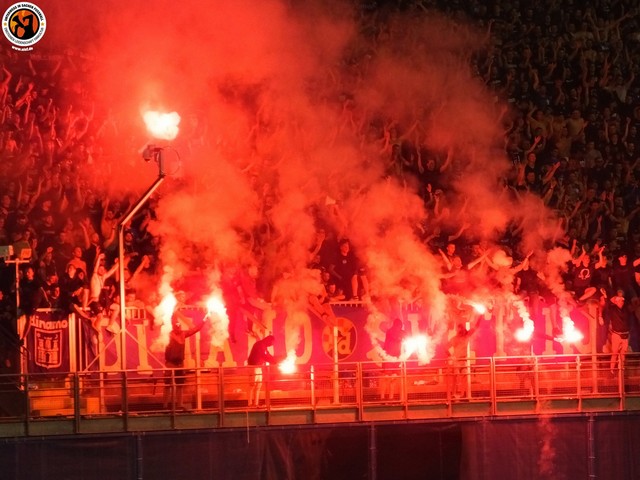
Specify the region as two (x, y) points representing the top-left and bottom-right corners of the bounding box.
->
(149, 290), (178, 353)
(156, 292), (177, 325)
(403, 335), (429, 357)
(513, 297), (534, 342)
(515, 323), (534, 342)
(204, 291), (230, 348)
(401, 334), (434, 365)
(278, 350), (297, 374)
(143, 110), (181, 140)
(470, 302), (487, 315)
(206, 295), (226, 316)
(556, 316), (584, 343)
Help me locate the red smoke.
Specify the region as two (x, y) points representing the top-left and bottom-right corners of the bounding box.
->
(34, 0), (570, 352)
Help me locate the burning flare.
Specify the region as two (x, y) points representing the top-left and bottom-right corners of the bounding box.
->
(278, 350), (297, 374)
(515, 323), (534, 343)
(204, 292), (230, 347)
(149, 290), (178, 352)
(402, 334), (433, 365)
(513, 297), (534, 343)
(206, 295), (226, 317)
(556, 316), (584, 343)
(156, 291), (177, 328)
(470, 302), (487, 315)
(143, 110), (181, 140)
(403, 335), (428, 357)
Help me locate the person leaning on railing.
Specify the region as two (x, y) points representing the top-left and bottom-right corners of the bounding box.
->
(247, 334), (276, 408)
(381, 318), (407, 401)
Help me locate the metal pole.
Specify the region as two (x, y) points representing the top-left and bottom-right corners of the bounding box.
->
(466, 320), (472, 400)
(68, 313), (77, 372)
(118, 225), (126, 372)
(587, 414), (596, 479)
(6, 258), (28, 374)
(369, 423), (377, 480)
(489, 356), (496, 415)
(14, 260), (20, 310)
(195, 334), (202, 410)
(136, 434), (144, 480)
(118, 150), (166, 371)
(310, 365), (315, 406)
(5, 258), (26, 320)
(333, 325), (339, 404)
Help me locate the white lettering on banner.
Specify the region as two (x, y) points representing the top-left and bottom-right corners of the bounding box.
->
(100, 330), (121, 371)
(30, 316), (68, 330)
(365, 311), (385, 362)
(202, 340), (238, 368)
(183, 334), (196, 368)
(284, 311), (313, 365)
(84, 302), (599, 371)
(132, 322), (152, 370)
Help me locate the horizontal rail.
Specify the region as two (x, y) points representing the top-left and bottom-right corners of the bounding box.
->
(0, 353), (638, 437)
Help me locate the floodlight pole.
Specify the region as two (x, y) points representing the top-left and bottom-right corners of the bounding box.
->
(5, 257), (30, 378)
(117, 149), (166, 371)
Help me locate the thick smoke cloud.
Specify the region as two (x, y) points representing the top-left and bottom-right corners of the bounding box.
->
(37, 0), (564, 346)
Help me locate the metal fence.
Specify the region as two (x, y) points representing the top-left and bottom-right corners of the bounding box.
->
(1, 352), (639, 436)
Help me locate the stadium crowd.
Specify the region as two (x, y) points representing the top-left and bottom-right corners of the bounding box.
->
(1, 0), (640, 367)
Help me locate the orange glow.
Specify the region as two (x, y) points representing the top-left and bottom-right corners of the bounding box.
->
(403, 335), (428, 356)
(513, 297), (534, 343)
(278, 350), (297, 374)
(402, 334), (433, 364)
(557, 316), (584, 343)
(149, 290), (178, 353)
(157, 292), (177, 325)
(203, 291), (230, 349)
(206, 295), (226, 317)
(470, 302), (487, 315)
(143, 110), (181, 140)
(515, 322), (534, 342)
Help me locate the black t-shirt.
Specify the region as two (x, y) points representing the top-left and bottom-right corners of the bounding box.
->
(592, 264), (611, 290)
(604, 303), (629, 333)
(165, 332), (186, 365)
(383, 324), (405, 358)
(59, 273), (83, 310)
(333, 251), (358, 279)
(516, 268), (540, 293)
(611, 263), (635, 292)
(19, 277), (40, 315)
(248, 338), (275, 366)
(572, 263), (594, 294)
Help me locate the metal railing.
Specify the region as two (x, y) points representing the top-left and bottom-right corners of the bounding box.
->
(0, 352), (638, 436)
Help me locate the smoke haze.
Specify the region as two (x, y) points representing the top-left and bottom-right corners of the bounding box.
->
(35, 0), (566, 345)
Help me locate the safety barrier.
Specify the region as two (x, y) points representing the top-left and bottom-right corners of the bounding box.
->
(0, 352), (638, 437)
